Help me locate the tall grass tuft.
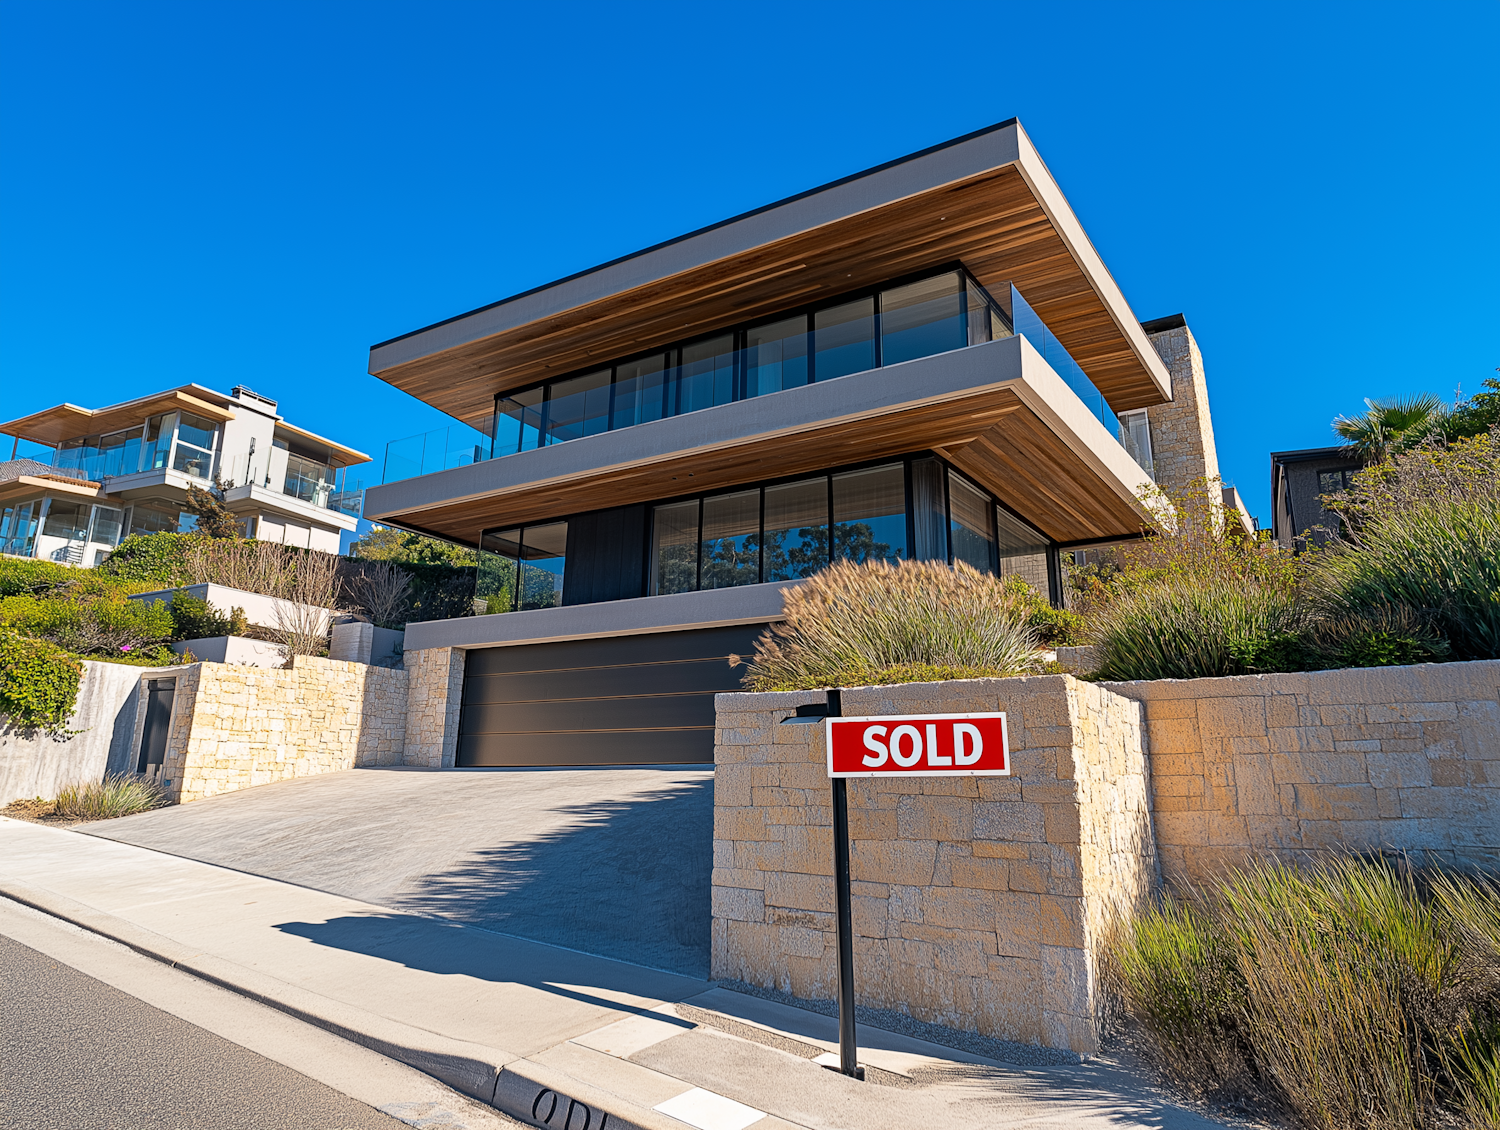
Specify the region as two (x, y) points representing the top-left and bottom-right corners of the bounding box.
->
(1317, 499), (1500, 662)
(54, 773), (169, 820)
(733, 559), (1041, 691)
(1111, 857), (1500, 1130)
(1088, 579), (1309, 682)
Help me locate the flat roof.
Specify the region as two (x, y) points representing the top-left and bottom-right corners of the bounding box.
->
(1271, 445), (1360, 463)
(369, 119), (1173, 424)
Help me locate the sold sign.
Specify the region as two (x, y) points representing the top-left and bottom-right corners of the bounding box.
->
(825, 712), (1010, 778)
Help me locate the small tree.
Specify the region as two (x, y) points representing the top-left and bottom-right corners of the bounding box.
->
(184, 475), (242, 539)
(1332, 394), (1446, 463)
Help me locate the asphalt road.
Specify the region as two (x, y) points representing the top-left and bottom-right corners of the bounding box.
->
(0, 933), (408, 1130)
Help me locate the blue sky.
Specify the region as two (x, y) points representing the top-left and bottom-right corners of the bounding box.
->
(2, 0), (1496, 538)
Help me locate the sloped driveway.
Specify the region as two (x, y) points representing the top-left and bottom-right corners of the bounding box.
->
(83, 766), (714, 978)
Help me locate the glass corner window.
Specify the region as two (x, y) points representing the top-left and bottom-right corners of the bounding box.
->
(476, 521), (568, 613)
(1118, 410), (1154, 477)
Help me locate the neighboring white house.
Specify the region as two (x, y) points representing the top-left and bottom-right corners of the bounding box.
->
(0, 384), (369, 562)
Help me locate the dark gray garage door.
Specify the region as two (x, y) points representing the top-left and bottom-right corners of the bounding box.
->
(457, 625), (768, 767)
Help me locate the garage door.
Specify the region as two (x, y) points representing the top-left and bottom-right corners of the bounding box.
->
(456, 625), (769, 767)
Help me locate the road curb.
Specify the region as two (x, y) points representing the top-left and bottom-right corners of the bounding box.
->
(0, 876), (727, 1130)
(0, 878), (509, 1105)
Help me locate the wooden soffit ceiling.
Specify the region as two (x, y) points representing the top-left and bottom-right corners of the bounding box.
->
(372, 388), (1149, 548)
(371, 151), (1171, 425)
(0, 389), (236, 447)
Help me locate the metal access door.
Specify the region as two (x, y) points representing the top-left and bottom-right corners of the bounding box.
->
(457, 625), (765, 767)
(136, 678), (176, 779)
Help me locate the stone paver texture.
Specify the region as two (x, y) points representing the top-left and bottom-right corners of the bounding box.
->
(83, 766), (713, 978)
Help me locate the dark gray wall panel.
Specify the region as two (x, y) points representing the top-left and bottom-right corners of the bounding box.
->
(457, 624), (767, 767)
(563, 504), (646, 606)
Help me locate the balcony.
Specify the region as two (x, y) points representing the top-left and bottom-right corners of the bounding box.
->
(379, 276), (1131, 487)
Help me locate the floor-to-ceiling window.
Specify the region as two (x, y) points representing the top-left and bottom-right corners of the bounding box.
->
(490, 267), (1017, 459)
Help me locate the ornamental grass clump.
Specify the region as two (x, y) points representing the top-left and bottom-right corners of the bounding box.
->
(732, 558), (1041, 691)
(54, 773), (169, 820)
(1108, 857), (1500, 1130)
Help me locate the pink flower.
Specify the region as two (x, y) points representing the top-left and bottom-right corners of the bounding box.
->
(120, 645), (133, 652)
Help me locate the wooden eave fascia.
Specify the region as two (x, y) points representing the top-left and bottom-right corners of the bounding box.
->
(0, 388), (237, 446)
(0, 475), (104, 503)
(271, 421), (372, 467)
(366, 120), (1173, 426)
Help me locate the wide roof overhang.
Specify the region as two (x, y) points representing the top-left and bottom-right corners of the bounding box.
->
(363, 335), (1163, 548)
(1, 388), (236, 447)
(368, 120), (1173, 425)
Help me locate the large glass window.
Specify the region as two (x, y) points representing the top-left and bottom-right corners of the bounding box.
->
(545, 369), (611, 445)
(744, 315), (809, 397)
(996, 508), (1050, 596)
(142, 414), (173, 471)
(496, 388), (544, 455)
(42, 499), (90, 540)
(613, 353), (669, 430)
(88, 505), (124, 547)
(762, 477), (828, 582)
(813, 297), (875, 383)
(475, 522), (569, 612)
(651, 500), (699, 595)
(949, 472), (996, 573)
(1, 502), (37, 556)
(128, 499), (187, 537)
(172, 412), (219, 480)
(881, 273), (965, 366)
(1119, 410), (1154, 476)
(832, 464), (906, 565)
(700, 490), (760, 590)
(476, 529), (521, 614)
(677, 335), (736, 415)
(284, 453), (335, 506)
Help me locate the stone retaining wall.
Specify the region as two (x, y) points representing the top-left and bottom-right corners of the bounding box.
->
(403, 647), (466, 769)
(1106, 659), (1500, 879)
(712, 676), (1155, 1055)
(155, 655), (409, 803)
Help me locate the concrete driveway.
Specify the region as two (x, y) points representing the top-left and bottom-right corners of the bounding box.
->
(84, 766), (713, 978)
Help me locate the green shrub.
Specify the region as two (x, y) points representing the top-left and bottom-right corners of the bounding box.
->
(0, 632), (83, 734)
(54, 773), (169, 819)
(164, 590), (247, 640)
(1318, 498), (1500, 661)
(1111, 858), (1500, 1129)
(0, 589), (174, 658)
(99, 531), (201, 587)
(0, 557), (80, 597)
(734, 559), (1042, 691)
(1089, 579), (1312, 681)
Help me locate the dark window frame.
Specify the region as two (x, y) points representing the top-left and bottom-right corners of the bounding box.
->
(490, 264), (1010, 458)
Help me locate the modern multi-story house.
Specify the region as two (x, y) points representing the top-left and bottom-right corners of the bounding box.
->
(1270, 444), (1366, 546)
(0, 384), (367, 563)
(364, 119), (1219, 768)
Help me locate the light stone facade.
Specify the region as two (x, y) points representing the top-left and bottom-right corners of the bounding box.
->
(1141, 321), (1220, 492)
(402, 646), (466, 769)
(1107, 659), (1500, 879)
(154, 655), (409, 803)
(712, 676), (1156, 1055)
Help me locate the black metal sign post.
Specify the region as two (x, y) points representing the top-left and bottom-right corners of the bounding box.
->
(781, 687), (862, 1080)
(825, 688), (862, 1079)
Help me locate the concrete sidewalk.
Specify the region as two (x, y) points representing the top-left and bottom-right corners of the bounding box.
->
(0, 817), (1232, 1130)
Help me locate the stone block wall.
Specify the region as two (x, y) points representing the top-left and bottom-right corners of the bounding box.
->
(712, 675), (1155, 1055)
(1107, 659), (1500, 879)
(403, 647), (466, 769)
(1142, 320), (1220, 493)
(155, 656), (409, 803)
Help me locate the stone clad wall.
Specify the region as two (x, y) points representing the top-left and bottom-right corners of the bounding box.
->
(1142, 321), (1220, 491)
(712, 676), (1156, 1055)
(403, 647), (466, 769)
(157, 656), (409, 803)
(1107, 659), (1500, 878)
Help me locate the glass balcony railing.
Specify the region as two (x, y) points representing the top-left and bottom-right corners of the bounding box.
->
(381, 419), (495, 484)
(1008, 285), (1114, 432)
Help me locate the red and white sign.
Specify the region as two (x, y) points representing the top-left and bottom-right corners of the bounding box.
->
(825, 712), (1010, 778)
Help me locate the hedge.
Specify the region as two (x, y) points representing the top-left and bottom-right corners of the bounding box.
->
(0, 632), (84, 734)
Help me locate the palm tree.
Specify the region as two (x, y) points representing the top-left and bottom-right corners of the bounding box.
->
(1332, 393), (1446, 462)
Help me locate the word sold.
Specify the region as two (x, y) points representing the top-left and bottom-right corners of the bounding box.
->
(825, 712), (1010, 778)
